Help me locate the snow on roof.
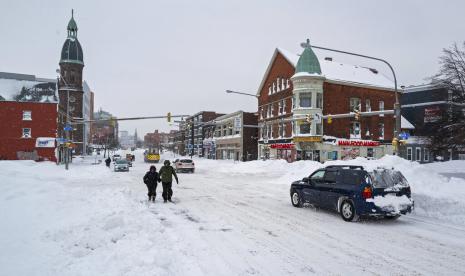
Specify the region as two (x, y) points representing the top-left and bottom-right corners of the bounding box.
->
(0, 72), (57, 103)
(401, 115), (415, 129)
(278, 47), (395, 89)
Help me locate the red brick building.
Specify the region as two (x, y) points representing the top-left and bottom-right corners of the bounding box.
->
(257, 43), (397, 162)
(0, 101), (57, 161)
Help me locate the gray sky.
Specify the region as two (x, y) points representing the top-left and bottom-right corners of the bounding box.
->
(1, 0), (464, 137)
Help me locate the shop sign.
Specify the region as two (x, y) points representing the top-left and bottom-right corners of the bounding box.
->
(424, 107), (442, 123)
(338, 140), (380, 147)
(35, 137), (56, 148)
(234, 117), (241, 130)
(293, 136), (322, 142)
(270, 143), (294, 149)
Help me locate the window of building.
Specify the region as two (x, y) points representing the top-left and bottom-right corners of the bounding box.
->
(300, 93), (312, 108)
(424, 148), (429, 162)
(300, 123), (311, 134)
(22, 128), (31, 138)
(259, 107), (263, 120)
(367, 148), (374, 158)
(316, 93), (323, 109)
(316, 122), (322, 135)
(278, 101), (282, 115)
(286, 79), (290, 89)
(379, 101), (384, 117)
(407, 147), (412, 161)
(270, 104), (274, 117)
(350, 122), (361, 139)
(281, 78), (286, 90)
(268, 86), (272, 95)
(282, 99), (286, 114)
(272, 82), (276, 94)
(268, 124), (272, 138)
(379, 123), (384, 139)
(366, 99), (371, 112)
(416, 147), (421, 161)
(292, 96), (296, 109)
(278, 122), (284, 137)
(350, 98), (361, 112)
(22, 111), (32, 121)
(277, 77), (281, 92)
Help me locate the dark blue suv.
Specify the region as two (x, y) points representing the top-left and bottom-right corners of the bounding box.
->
(290, 165), (414, 222)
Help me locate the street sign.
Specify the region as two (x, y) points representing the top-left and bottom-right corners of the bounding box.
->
(64, 124), (73, 131)
(399, 132), (410, 140)
(56, 137), (67, 143)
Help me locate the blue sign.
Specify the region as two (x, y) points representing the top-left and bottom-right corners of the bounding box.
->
(399, 132), (410, 140)
(188, 144), (193, 149)
(64, 124), (73, 131)
(57, 137), (67, 143)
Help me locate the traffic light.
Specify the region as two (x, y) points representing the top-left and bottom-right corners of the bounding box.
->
(392, 138), (399, 148)
(354, 109), (361, 121)
(327, 115), (332, 124)
(306, 114), (312, 123)
(167, 112), (171, 122)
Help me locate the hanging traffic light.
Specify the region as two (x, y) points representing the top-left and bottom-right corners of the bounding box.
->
(327, 115), (332, 124)
(167, 112), (171, 122)
(392, 138), (399, 148)
(354, 110), (361, 121)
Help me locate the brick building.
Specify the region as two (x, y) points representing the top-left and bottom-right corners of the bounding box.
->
(57, 11), (93, 156)
(207, 111), (258, 161)
(257, 42), (400, 162)
(185, 111), (224, 157)
(0, 102), (57, 161)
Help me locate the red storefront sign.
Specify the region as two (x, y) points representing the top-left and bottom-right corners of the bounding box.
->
(270, 143), (295, 149)
(338, 140), (380, 147)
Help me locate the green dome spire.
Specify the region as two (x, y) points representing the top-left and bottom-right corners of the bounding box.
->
(295, 39), (321, 75)
(67, 9), (78, 38)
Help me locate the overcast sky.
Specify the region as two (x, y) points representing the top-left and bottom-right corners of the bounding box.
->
(1, 0), (464, 136)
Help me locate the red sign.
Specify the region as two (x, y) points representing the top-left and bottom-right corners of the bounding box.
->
(270, 143), (294, 149)
(338, 140), (380, 147)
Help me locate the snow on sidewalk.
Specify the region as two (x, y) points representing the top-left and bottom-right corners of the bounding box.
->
(1, 154), (465, 275)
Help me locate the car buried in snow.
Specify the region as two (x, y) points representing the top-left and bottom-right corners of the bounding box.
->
(290, 165), (414, 222)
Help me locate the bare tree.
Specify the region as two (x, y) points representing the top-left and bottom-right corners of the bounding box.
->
(429, 42), (465, 155)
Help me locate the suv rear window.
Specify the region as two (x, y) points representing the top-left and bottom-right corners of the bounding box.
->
(180, 160), (192, 163)
(370, 169), (409, 188)
(341, 170), (362, 185)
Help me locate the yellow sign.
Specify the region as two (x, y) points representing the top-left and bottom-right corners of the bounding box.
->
(293, 136), (322, 143)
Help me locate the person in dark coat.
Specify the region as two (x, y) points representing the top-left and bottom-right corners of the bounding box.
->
(143, 165), (160, 202)
(159, 160), (179, 203)
(105, 157), (111, 167)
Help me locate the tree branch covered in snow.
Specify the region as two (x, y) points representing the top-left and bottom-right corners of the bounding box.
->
(429, 42), (465, 154)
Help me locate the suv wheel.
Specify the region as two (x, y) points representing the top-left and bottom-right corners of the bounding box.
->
(291, 190), (302, 208)
(340, 200), (358, 222)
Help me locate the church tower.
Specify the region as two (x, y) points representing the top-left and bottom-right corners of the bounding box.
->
(58, 10), (85, 155)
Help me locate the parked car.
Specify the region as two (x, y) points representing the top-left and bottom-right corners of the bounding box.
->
(290, 165), (413, 222)
(114, 159), (129, 172)
(174, 159), (195, 173)
(112, 154), (122, 162)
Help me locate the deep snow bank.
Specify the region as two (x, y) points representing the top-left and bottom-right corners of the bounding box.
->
(203, 156), (465, 226)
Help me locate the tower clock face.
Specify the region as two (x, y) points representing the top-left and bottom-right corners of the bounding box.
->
(69, 95), (76, 103)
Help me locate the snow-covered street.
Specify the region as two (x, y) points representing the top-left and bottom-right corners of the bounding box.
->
(2, 151), (465, 275)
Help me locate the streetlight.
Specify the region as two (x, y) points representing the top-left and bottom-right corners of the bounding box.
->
(310, 43), (402, 155)
(225, 89), (258, 98)
(56, 68), (72, 170)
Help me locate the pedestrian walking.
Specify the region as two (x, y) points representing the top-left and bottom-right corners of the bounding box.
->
(143, 165), (160, 202)
(159, 160), (179, 203)
(105, 157), (111, 168)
